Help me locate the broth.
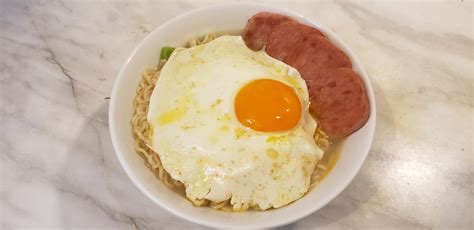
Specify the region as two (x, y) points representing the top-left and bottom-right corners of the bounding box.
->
(313, 139), (344, 183)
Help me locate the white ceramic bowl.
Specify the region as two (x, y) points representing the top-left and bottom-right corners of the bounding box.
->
(109, 3), (376, 229)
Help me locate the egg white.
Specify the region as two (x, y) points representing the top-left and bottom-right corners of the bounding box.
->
(147, 36), (323, 210)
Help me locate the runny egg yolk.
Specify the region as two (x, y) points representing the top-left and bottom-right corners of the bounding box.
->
(234, 79), (302, 132)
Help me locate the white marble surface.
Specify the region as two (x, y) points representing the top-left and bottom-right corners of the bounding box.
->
(1, 0), (473, 229)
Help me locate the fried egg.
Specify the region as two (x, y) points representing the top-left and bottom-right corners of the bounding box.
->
(147, 36), (323, 210)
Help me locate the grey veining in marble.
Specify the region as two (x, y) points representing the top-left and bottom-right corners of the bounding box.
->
(1, 0), (473, 229)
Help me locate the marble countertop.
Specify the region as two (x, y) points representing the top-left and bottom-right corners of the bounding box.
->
(1, 0), (472, 229)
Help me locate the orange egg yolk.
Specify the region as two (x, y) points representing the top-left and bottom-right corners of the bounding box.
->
(234, 79), (301, 132)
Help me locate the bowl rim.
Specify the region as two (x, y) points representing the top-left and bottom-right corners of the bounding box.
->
(109, 2), (376, 229)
